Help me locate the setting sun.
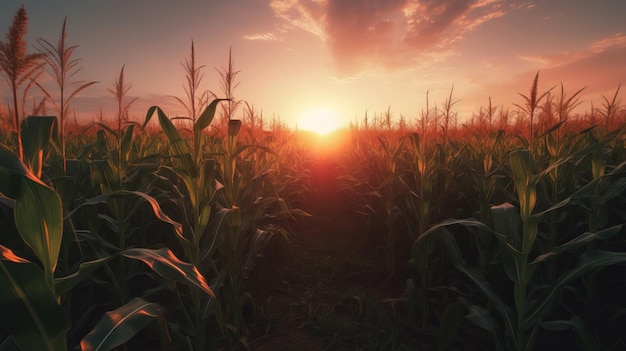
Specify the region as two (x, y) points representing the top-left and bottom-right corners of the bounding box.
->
(297, 107), (341, 135)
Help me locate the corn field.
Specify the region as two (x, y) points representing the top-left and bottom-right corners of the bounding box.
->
(1, 8), (626, 351)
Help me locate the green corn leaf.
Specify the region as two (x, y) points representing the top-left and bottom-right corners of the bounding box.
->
(540, 319), (575, 331)
(197, 203), (213, 235)
(608, 160), (626, 175)
(445, 236), (516, 342)
(96, 213), (120, 234)
(568, 316), (600, 351)
(230, 143), (257, 159)
(179, 171), (199, 217)
(526, 250), (626, 326)
(20, 116), (57, 178)
(510, 149), (531, 189)
(193, 99), (227, 162)
(592, 148), (606, 179)
(120, 247), (214, 298)
(0, 143), (64, 280)
(417, 225), (517, 344)
(144, 106), (197, 178)
(602, 177), (626, 203)
(535, 154), (573, 179)
(501, 243), (528, 284)
(540, 317), (599, 350)
(438, 302), (467, 351)
(95, 122), (119, 139)
(466, 305), (504, 351)
(90, 159), (120, 194)
(425, 218), (518, 254)
(54, 256), (112, 297)
(198, 159), (220, 202)
(194, 98), (226, 133)
(544, 131), (558, 157)
(67, 190), (186, 246)
(206, 178), (224, 205)
(201, 274), (226, 321)
(14, 177), (64, 279)
(466, 305), (497, 331)
(172, 288), (197, 336)
(531, 164), (626, 220)
(491, 203), (521, 250)
(530, 224), (623, 265)
(80, 297), (165, 351)
(150, 165), (198, 218)
(0, 245), (69, 351)
(202, 207), (236, 257)
(0, 142), (30, 198)
(539, 120), (567, 140)
(119, 124), (135, 171)
(243, 228), (273, 272)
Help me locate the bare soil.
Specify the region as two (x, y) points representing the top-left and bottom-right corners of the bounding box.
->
(247, 146), (418, 350)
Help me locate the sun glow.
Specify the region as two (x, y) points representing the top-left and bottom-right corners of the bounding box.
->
(297, 107), (341, 135)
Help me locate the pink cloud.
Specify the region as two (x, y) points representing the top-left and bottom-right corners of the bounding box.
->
(270, 0), (507, 75)
(464, 33), (626, 114)
(538, 34), (626, 96)
(589, 33), (626, 53)
(520, 34), (626, 69)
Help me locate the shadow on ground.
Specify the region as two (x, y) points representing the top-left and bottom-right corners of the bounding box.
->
(247, 141), (418, 350)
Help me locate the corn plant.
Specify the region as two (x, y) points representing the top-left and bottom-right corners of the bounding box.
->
(540, 85), (585, 256)
(0, 116), (215, 350)
(514, 72), (553, 152)
(141, 101), (222, 348)
(142, 100), (304, 348)
(170, 40), (209, 128)
(212, 47), (241, 126)
(409, 134), (626, 350)
(596, 84), (622, 131)
(67, 68), (143, 308)
(35, 17), (98, 170)
(0, 6), (45, 160)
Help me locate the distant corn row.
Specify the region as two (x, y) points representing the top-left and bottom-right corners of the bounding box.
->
(337, 75), (626, 349)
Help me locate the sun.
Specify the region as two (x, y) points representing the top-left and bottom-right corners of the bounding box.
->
(297, 107), (341, 135)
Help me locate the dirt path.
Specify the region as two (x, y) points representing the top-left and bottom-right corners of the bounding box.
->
(248, 145), (413, 350)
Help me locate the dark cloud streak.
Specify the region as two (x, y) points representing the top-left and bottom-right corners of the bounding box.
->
(403, 0), (474, 49)
(270, 0), (506, 76)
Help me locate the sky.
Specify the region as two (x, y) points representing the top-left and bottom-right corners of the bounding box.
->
(1, 0), (625, 130)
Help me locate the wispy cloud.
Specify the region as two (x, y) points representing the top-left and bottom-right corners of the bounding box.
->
(270, 0), (508, 75)
(270, 0), (327, 39)
(537, 33), (626, 94)
(464, 33), (626, 110)
(519, 33), (626, 69)
(589, 33), (626, 53)
(243, 32), (282, 41)
(509, 1), (535, 10)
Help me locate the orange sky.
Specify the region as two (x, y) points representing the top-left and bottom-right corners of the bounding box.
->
(1, 0), (625, 129)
